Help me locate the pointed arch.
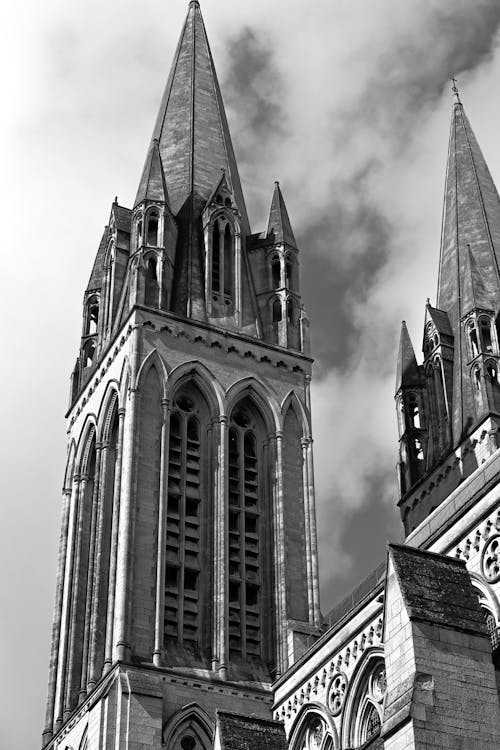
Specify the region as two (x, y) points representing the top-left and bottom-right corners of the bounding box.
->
(470, 572), (500, 620)
(96, 382), (120, 443)
(135, 349), (169, 397)
(167, 360), (224, 416)
(78, 727), (88, 750)
(225, 376), (280, 434)
(288, 702), (339, 750)
(75, 416), (97, 474)
(63, 440), (77, 492)
(341, 648), (385, 748)
(281, 390), (311, 437)
(162, 704), (214, 749)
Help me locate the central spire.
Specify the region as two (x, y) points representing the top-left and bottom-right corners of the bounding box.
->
(149, 1), (249, 229)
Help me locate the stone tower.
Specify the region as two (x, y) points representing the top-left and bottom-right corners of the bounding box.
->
(42, 3), (320, 749)
(395, 95), (500, 534)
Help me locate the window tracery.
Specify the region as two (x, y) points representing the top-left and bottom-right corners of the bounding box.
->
(479, 316), (494, 353)
(328, 672), (347, 716)
(147, 209), (160, 246)
(295, 715), (333, 750)
(84, 296), (99, 336)
(482, 535), (500, 583)
(163, 711), (213, 750)
(164, 388), (208, 647)
(211, 216), (234, 304)
(346, 657), (386, 748)
(227, 400), (266, 659)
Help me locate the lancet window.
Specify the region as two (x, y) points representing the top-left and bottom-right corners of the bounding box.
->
(346, 657), (386, 748)
(82, 340), (96, 368)
(469, 321), (479, 358)
(271, 256), (281, 289)
(408, 394), (420, 429)
(145, 256), (159, 308)
(164, 390), (208, 647)
(285, 258), (294, 290)
(294, 715), (333, 750)
(146, 209), (160, 246)
(211, 217), (234, 301)
(227, 401), (265, 659)
(479, 316), (494, 353)
(84, 296), (99, 336)
(272, 297), (282, 323)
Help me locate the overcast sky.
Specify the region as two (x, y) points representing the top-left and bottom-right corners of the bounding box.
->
(2, 1), (500, 748)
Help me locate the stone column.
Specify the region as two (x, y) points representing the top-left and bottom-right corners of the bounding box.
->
(213, 416), (228, 678)
(42, 487), (72, 743)
(63, 470), (91, 720)
(273, 431), (287, 676)
(87, 437), (113, 691)
(153, 398), (170, 667)
(305, 438), (320, 625)
(104, 407), (125, 672)
(53, 474), (82, 730)
(114, 328), (140, 662)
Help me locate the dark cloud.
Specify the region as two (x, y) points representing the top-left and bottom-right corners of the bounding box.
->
(319, 471), (403, 613)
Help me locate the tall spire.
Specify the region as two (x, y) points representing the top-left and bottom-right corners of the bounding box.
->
(149, 0), (249, 230)
(436, 99), (500, 443)
(437, 100), (500, 319)
(267, 182), (297, 248)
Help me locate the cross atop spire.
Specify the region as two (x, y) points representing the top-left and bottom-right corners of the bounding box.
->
(451, 75), (461, 104)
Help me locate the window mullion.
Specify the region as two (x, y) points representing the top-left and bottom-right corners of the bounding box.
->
(239, 429), (246, 659)
(178, 414), (187, 643)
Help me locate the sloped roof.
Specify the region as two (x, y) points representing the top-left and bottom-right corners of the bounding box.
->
(216, 712), (288, 750)
(388, 543), (488, 635)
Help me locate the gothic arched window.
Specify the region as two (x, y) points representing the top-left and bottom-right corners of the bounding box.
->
(292, 712), (333, 750)
(227, 399), (268, 660)
(146, 209), (159, 246)
(211, 217), (234, 302)
(224, 224), (233, 296)
(285, 258), (294, 290)
(271, 256), (281, 289)
(136, 216), (143, 249)
(469, 321), (479, 358)
(479, 317), (493, 353)
(163, 709), (213, 750)
(407, 393), (421, 429)
(164, 387), (210, 648)
(145, 256), (158, 307)
(345, 656), (386, 748)
(272, 297), (282, 323)
(84, 296), (99, 336)
(82, 339), (96, 368)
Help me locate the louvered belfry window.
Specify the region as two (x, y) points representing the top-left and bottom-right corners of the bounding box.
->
(164, 393), (204, 646)
(228, 405), (262, 659)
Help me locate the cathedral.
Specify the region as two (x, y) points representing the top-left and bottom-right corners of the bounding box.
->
(41, 3), (500, 749)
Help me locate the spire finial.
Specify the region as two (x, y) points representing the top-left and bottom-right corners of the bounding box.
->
(451, 76), (461, 104)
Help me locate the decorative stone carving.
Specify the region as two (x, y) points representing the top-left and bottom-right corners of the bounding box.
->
(328, 672), (347, 716)
(482, 535), (500, 582)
